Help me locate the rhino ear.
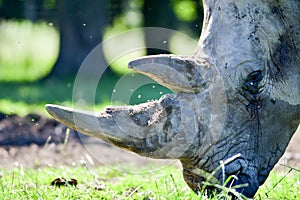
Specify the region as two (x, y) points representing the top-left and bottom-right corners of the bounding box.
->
(128, 55), (214, 93)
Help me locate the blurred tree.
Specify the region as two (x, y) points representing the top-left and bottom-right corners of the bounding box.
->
(0, 0), (203, 78)
(171, 0), (203, 38)
(23, 0), (37, 21)
(143, 0), (176, 55)
(48, 0), (108, 77)
(107, 0), (123, 25)
(0, 0), (113, 78)
(142, 0), (202, 55)
(0, 0), (23, 19)
(0, 0), (56, 21)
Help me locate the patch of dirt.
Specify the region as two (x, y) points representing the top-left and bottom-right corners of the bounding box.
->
(0, 113), (173, 169)
(0, 113), (299, 170)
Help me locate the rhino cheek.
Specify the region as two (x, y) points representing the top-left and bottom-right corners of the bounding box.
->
(190, 97), (300, 197)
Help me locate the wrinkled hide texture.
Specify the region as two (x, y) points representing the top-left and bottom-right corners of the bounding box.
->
(46, 0), (300, 198)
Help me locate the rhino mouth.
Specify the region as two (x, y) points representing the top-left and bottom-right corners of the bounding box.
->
(183, 154), (260, 198)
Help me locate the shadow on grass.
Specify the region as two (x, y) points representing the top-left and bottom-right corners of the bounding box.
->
(0, 71), (117, 115)
(0, 71), (172, 116)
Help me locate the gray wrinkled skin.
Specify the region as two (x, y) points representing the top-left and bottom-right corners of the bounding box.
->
(46, 0), (300, 198)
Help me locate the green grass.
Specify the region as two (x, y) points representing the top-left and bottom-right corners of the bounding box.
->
(0, 75), (114, 116)
(0, 20), (59, 82)
(0, 165), (299, 199)
(0, 77), (75, 116)
(0, 165), (197, 199)
(255, 168), (300, 199)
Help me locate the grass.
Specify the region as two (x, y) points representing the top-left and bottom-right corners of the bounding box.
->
(0, 78), (77, 116)
(0, 164), (299, 199)
(256, 167), (300, 199)
(0, 71), (171, 116)
(0, 165), (198, 199)
(0, 76), (107, 116)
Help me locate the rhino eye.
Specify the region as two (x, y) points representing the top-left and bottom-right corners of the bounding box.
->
(248, 71), (263, 83)
(243, 70), (263, 94)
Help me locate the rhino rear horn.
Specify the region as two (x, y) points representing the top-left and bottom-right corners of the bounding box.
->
(128, 55), (214, 93)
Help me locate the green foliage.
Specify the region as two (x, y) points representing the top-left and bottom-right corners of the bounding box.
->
(172, 0), (198, 22)
(103, 26), (146, 75)
(0, 20), (59, 82)
(43, 0), (56, 10)
(103, 1), (146, 76)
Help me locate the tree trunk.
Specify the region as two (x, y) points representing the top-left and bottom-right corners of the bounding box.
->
(48, 0), (108, 78)
(0, 0), (23, 19)
(23, 0), (36, 21)
(143, 0), (177, 55)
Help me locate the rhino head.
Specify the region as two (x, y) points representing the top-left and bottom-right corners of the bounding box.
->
(46, 0), (300, 198)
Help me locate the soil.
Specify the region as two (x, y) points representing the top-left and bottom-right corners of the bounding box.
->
(0, 113), (174, 169)
(0, 113), (299, 170)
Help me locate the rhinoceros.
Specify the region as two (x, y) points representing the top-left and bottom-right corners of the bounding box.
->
(45, 0), (300, 198)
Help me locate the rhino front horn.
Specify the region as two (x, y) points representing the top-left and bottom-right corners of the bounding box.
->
(45, 91), (209, 159)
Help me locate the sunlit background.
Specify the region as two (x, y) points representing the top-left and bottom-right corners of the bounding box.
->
(0, 2), (299, 198)
(0, 0), (203, 115)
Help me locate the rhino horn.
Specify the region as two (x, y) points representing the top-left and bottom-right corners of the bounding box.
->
(45, 104), (119, 143)
(128, 54), (214, 93)
(45, 92), (204, 159)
